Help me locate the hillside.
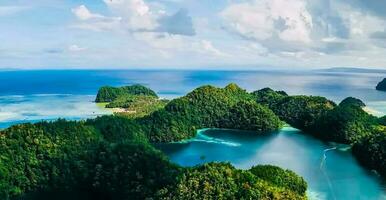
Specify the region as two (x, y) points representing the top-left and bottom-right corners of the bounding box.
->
(0, 84), (305, 200)
(138, 83), (283, 142)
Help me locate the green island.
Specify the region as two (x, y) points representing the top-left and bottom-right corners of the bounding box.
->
(96, 85), (169, 119)
(1, 83), (385, 200)
(376, 78), (386, 91)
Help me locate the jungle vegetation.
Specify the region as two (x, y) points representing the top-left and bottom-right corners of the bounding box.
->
(252, 88), (386, 178)
(1, 83), (385, 199)
(95, 84), (158, 102)
(0, 84), (307, 200)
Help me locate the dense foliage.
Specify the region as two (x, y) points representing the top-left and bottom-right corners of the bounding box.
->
(107, 95), (169, 118)
(338, 97), (365, 108)
(0, 120), (102, 199)
(252, 87), (288, 109)
(73, 142), (181, 200)
(0, 84), (310, 200)
(0, 119), (306, 200)
(96, 85), (167, 118)
(160, 163), (306, 200)
(253, 88), (386, 178)
(86, 115), (147, 142)
(352, 127), (386, 177)
(317, 101), (377, 143)
(253, 89), (378, 143)
(273, 95), (336, 132)
(375, 78), (386, 91)
(139, 84), (283, 142)
(2, 83), (385, 199)
(0, 118), (181, 200)
(95, 84), (158, 102)
(378, 116), (386, 126)
(249, 165), (307, 196)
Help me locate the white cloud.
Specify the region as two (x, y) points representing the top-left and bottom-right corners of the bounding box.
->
(197, 40), (226, 57)
(344, 8), (385, 38)
(69, 0), (203, 62)
(71, 5), (121, 31)
(103, 0), (158, 31)
(132, 32), (226, 58)
(68, 45), (86, 52)
(30, 0), (385, 68)
(221, 0), (313, 43)
(72, 0), (195, 36)
(72, 5), (104, 21)
(220, 0), (386, 65)
(157, 9), (195, 36)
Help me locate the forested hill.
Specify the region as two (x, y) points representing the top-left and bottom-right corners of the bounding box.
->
(0, 83), (307, 200)
(138, 83), (283, 142)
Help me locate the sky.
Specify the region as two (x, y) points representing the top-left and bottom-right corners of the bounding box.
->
(1, 0), (386, 69)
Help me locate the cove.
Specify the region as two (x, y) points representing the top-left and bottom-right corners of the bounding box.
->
(157, 127), (386, 200)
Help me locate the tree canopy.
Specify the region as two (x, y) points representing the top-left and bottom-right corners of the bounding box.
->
(0, 84), (309, 200)
(139, 84), (282, 142)
(252, 88), (386, 178)
(160, 163), (306, 200)
(95, 84), (158, 102)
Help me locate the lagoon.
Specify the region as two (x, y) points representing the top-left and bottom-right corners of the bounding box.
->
(157, 128), (386, 200)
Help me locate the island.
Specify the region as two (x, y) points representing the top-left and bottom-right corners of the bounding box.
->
(376, 78), (386, 91)
(96, 85), (169, 118)
(95, 84), (158, 102)
(0, 83), (385, 200)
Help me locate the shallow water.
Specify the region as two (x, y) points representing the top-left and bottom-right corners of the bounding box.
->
(157, 128), (386, 200)
(0, 94), (111, 128)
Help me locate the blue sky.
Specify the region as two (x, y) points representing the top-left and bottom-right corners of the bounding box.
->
(1, 0), (386, 69)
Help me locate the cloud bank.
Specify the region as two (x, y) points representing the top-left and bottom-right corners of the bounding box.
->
(1, 0), (386, 69)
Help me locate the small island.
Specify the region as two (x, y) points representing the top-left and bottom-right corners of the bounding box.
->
(0, 83), (385, 200)
(96, 84), (168, 118)
(376, 78), (386, 91)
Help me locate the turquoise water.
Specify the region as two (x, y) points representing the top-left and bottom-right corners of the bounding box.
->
(0, 69), (386, 199)
(157, 128), (386, 200)
(0, 94), (111, 128)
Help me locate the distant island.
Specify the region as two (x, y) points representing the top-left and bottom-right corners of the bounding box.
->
(96, 84), (168, 118)
(0, 83), (385, 200)
(376, 78), (386, 91)
(95, 84), (158, 102)
(318, 67), (386, 74)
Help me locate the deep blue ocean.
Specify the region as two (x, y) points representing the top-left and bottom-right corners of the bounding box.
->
(0, 69), (385, 199)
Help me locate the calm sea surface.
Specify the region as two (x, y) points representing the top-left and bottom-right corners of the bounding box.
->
(0, 69), (385, 199)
